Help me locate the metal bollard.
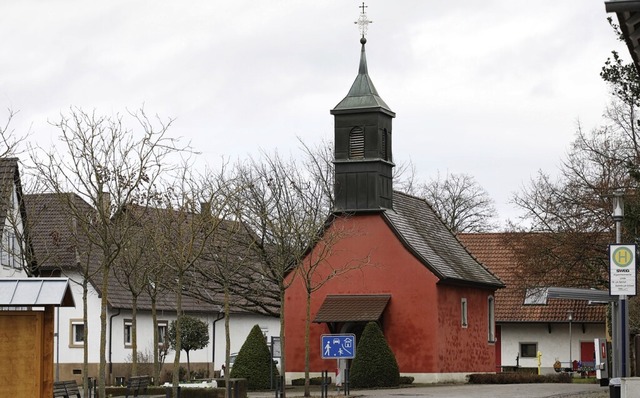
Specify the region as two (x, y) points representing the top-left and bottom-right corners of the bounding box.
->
(321, 370), (329, 398)
(344, 368), (349, 396)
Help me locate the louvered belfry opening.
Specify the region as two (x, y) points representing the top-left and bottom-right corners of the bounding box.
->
(349, 127), (365, 159)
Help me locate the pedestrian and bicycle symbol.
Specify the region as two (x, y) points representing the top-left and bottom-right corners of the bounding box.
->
(321, 334), (356, 359)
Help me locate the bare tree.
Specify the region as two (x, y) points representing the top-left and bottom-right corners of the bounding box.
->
(510, 98), (637, 290)
(149, 165), (229, 396)
(28, 107), (185, 397)
(294, 219), (370, 397)
(406, 171), (498, 233)
(225, 144), (338, 398)
(0, 109), (28, 157)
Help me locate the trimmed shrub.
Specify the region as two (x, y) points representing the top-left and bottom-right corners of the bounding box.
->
(349, 321), (400, 388)
(467, 372), (572, 384)
(229, 324), (279, 390)
(291, 377), (332, 386)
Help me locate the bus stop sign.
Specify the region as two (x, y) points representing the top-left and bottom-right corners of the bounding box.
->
(321, 334), (356, 359)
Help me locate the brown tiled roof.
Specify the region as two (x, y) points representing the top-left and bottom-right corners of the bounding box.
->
(382, 192), (503, 288)
(458, 233), (606, 323)
(313, 294), (391, 323)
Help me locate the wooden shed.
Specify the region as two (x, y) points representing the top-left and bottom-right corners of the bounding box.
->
(0, 278), (75, 398)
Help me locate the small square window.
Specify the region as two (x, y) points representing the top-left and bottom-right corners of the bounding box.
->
(70, 320), (84, 347)
(520, 342), (538, 358)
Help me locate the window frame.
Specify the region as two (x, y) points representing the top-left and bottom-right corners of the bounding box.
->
(520, 342), (538, 358)
(124, 319), (133, 348)
(70, 319), (85, 348)
(157, 320), (168, 348)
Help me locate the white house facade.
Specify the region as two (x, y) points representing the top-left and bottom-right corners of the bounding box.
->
(0, 158), (27, 278)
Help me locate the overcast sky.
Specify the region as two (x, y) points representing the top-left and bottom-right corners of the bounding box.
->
(0, 1), (629, 226)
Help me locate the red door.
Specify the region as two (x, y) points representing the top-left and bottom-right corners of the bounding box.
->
(581, 341), (596, 376)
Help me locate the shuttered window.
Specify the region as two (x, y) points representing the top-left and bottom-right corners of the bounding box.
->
(349, 128), (365, 159)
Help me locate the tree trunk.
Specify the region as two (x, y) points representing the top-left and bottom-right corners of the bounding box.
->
(82, 278), (89, 396)
(224, 286), (231, 398)
(98, 263), (110, 398)
(279, 283), (287, 398)
(172, 280), (183, 397)
(132, 296), (138, 375)
(304, 289), (311, 397)
(152, 297), (160, 385)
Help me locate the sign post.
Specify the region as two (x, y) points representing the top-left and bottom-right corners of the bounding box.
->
(321, 334), (356, 392)
(609, 243), (636, 380)
(609, 244), (636, 296)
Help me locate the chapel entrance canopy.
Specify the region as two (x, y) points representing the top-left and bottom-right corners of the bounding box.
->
(314, 294), (391, 333)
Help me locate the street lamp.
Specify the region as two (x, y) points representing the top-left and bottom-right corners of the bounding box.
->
(568, 311), (573, 371)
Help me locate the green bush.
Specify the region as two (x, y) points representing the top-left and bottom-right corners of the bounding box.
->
(349, 321), (400, 388)
(467, 372), (572, 384)
(229, 324), (279, 390)
(291, 376), (331, 386)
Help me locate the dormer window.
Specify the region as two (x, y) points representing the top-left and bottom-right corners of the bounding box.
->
(349, 127), (365, 159)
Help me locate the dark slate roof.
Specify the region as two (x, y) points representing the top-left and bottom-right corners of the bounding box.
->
(25, 193), (275, 315)
(606, 1), (640, 74)
(25, 193), (91, 272)
(458, 233), (606, 323)
(331, 38), (395, 116)
(382, 191), (503, 289)
(313, 294), (391, 323)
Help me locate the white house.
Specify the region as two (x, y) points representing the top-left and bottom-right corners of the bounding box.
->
(25, 192), (280, 385)
(459, 233), (607, 374)
(0, 158), (29, 278)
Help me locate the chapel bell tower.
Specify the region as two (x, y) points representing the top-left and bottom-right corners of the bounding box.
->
(331, 4), (395, 213)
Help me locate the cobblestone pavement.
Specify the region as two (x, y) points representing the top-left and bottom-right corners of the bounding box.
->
(248, 383), (607, 398)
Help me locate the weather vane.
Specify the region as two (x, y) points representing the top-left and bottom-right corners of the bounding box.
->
(354, 2), (372, 38)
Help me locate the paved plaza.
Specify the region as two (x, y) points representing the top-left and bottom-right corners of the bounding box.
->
(248, 383), (607, 398)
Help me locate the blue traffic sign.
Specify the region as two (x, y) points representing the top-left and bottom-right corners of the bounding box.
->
(321, 334), (356, 359)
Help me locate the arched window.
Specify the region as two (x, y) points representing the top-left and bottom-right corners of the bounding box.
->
(349, 127), (365, 159)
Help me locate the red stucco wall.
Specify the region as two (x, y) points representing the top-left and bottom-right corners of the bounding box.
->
(284, 213), (496, 375)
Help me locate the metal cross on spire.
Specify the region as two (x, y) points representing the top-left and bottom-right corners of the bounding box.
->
(354, 2), (372, 38)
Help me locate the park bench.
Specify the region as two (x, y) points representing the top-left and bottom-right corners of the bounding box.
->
(53, 380), (81, 398)
(126, 375), (151, 398)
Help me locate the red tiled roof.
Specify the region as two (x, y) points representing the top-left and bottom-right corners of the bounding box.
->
(313, 294), (391, 323)
(458, 233), (606, 323)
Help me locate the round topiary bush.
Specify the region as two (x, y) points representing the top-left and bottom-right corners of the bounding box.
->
(229, 324), (278, 390)
(349, 321), (400, 388)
